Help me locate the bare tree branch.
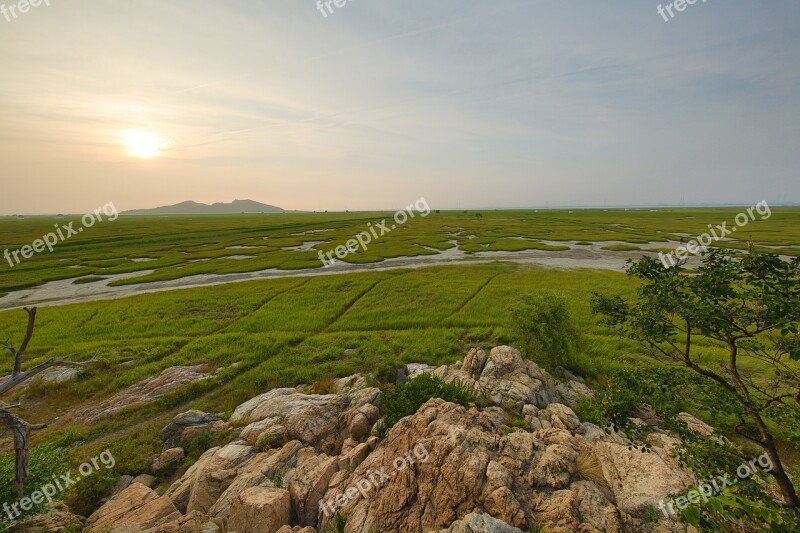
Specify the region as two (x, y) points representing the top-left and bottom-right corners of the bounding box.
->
(0, 356), (97, 396)
(0, 307), (97, 495)
(13, 307), (37, 375)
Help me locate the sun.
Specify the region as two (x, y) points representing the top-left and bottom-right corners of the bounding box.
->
(123, 130), (164, 159)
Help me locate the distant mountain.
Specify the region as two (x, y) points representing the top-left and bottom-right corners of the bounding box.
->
(124, 200), (284, 215)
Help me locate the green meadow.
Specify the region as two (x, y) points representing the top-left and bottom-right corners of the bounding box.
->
(1, 207), (799, 296)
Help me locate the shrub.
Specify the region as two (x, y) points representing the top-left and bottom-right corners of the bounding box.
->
(509, 292), (583, 370)
(381, 373), (475, 431)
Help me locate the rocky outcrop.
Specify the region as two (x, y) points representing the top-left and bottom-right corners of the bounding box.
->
(84, 346), (697, 533)
(87, 482), (182, 531)
(228, 487), (291, 533)
(320, 398), (691, 532)
(433, 346), (558, 406)
(231, 386), (381, 456)
(77, 365), (212, 422)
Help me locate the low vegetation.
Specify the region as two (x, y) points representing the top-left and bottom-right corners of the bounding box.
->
(378, 374), (475, 436)
(510, 291), (584, 371)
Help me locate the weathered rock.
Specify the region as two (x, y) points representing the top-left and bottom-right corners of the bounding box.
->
(321, 398), (691, 532)
(111, 474), (135, 495)
(78, 346), (698, 533)
(87, 482), (181, 531)
(232, 387), (381, 455)
(437, 512), (524, 533)
(676, 412), (715, 437)
(209, 440), (305, 519)
(78, 365), (212, 422)
(556, 380), (595, 406)
(167, 443), (254, 514)
(404, 363), (437, 380)
(160, 410), (224, 449)
(152, 447), (186, 472)
(333, 374), (367, 392)
(537, 403), (582, 433)
(133, 474), (157, 488)
(227, 487), (291, 533)
(434, 346), (557, 407)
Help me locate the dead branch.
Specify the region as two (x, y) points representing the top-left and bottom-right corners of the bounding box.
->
(0, 307), (96, 495)
(0, 355), (97, 396)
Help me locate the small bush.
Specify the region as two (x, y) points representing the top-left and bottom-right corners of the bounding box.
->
(509, 292), (583, 370)
(381, 373), (475, 431)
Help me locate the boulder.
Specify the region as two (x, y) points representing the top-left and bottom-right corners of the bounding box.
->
(434, 346), (557, 407)
(87, 482), (181, 531)
(160, 410), (224, 449)
(437, 512), (524, 533)
(166, 443), (255, 514)
(231, 387), (381, 455)
(152, 447), (186, 472)
(227, 487), (291, 533)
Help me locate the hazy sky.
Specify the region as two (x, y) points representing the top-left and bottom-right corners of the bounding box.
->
(1, 0), (799, 214)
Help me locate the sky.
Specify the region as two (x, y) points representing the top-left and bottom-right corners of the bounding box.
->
(0, 0), (799, 214)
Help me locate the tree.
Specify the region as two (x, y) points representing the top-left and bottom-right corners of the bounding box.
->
(0, 307), (96, 495)
(510, 292), (583, 370)
(591, 250), (800, 508)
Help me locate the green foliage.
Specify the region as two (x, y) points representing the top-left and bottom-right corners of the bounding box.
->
(273, 468), (284, 489)
(591, 250), (800, 510)
(62, 468), (118, 521)
(575, 366), (796, 529)
(0, 445), (69, 526)
(681, 491), (800, 532)
(509, 292), (583, 369)
(381, 374), (475, 431)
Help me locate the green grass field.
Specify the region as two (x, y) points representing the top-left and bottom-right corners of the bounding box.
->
(2, 207), (798, 295)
